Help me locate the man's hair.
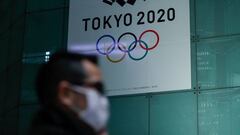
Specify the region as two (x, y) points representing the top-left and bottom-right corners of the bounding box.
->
(36, 51), (97, 107)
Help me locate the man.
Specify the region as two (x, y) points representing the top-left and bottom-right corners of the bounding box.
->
(30, 51), (109, 135)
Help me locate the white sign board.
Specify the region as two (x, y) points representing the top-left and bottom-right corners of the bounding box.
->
(68, 0), (191, 96)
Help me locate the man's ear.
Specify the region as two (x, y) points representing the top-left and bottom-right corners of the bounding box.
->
(58, 81), (73, 106)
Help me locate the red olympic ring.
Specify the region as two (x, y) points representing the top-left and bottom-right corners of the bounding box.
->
(139, 29), (160, 50)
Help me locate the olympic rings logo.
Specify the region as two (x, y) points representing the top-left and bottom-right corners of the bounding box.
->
(96, 29), (160, 63)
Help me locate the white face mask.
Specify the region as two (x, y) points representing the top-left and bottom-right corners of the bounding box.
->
(70, 85), (110, 132)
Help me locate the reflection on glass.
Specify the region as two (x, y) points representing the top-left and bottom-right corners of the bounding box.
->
(21, 55), (46, 104)
(199, 89), (240, 135)
(109, 96), (148, 135)
(150, 92), (197, 135)
(196, 0), (240, 37)
(197, 36), (240, 89)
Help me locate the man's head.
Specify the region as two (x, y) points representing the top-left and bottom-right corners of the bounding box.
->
(36, 51), (109, 132)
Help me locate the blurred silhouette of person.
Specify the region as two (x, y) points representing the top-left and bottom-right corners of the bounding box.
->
(30, 51), (109, 135)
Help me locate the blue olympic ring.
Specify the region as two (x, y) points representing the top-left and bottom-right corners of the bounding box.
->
(96, 35), (116, 55)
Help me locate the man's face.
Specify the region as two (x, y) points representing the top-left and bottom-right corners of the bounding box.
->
(72, 59), (103, 110)
(58, 59), (103, 111)
(58, 59), (109, 132)
(82, 59), (102, 87)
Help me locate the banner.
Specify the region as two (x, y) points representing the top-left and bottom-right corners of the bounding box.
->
(68, 0), (191, 96)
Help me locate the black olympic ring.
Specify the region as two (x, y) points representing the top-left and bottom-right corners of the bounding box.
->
(117, 32), (137, 53)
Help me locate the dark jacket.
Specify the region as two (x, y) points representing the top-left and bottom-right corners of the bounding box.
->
(29, 106), (96, 135)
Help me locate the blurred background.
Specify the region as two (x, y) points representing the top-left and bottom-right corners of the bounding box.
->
(0, 0), (240, 135)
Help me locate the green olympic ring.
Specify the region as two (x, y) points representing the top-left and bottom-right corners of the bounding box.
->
(128, 40), (149, 61)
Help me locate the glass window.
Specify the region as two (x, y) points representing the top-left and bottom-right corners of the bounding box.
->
(12, 0), (26, 22)
(0, 117), (3, 135)
(109, 96), (148, 135)
(8, 18), (25, 65)
(24, 9), (65, 55)
(3, 108), (19, 135)
(27, 0), (66, 12)
(197, 36), (240, 90)
(196, 0), (240, 38)
(150, 92), (197, 135)
(0, 33), (9, 72)
(198, 88), (240, 135)
(0, 0), (12, 35)
(21, 56), (46, 104)
(0, 72), (7, 117)
(18, 105), (39, 135)
(5, 62), (22, 111)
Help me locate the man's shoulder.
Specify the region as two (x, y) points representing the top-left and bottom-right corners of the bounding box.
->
(29, 108), (74, 135)
(29, 107), (96, 135)
(29, 124), (75, 135)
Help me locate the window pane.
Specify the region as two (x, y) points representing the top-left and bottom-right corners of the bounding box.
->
(27, 0), (66, 12)
(150, 92), (197, 135)
(0, 73), (7, 117)
(0, 117), (3, 135)
(0, 33), (9, 72)
(18, 105), (39, 135)
(190, 0), (196, 36)
(199, 88), (240, 135)
(8, 18), (25, 65)
(12, 0), (26, 22)
(196, 0), (240, 38)
(0, 0), (12, 35)
(3, 108), (19, 135)
(24, 9), (65, 55)
(109, 96), (148, 135)
(21, 56), (46, 104)
(197, 36), (240, 89)
(5, 63), (22, 111)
